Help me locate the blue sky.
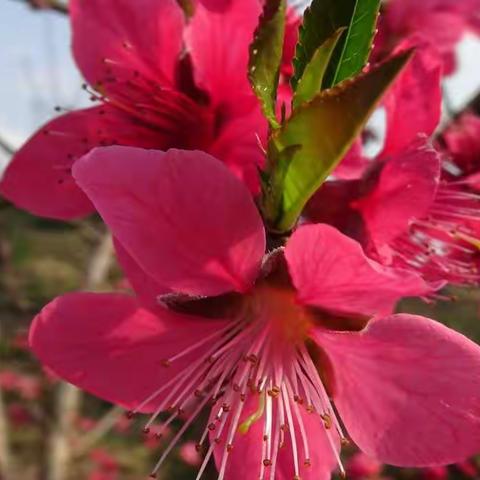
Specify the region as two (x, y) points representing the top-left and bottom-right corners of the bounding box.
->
(0, 1), (479, 170)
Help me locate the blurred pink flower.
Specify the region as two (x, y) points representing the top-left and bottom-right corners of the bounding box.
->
(77, 417), (96, 432)
(455, 459), (478, 477)
(441, 113), (480, 183)
(346, 452), (382, 479)
(377, 0), (480, 74)
(7, 404), (33, 426)
(30, 147), (480, 479)
(420, 466), (449, 480)
(179, 442), (202, 467)
(0, 370), (41, 400)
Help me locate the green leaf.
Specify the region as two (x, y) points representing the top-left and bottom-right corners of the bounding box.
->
(248, 0), (286, 129)
(325, 0), (381, 87)
(270, 50), (413, 232)
(293, 28), (345, 109)
(291, 0), (355, 91)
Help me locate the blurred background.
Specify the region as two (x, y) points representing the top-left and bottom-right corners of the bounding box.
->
(1, 0), (480, 479)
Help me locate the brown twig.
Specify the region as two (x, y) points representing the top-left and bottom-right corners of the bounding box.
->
(0, 388), (14, 480)
(13, 0), (69, 15)
(73, 406), (124, 458)
(0, 136), (15, 158)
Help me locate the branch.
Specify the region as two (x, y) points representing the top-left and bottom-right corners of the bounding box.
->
(73, 406), (124, 458)
(0, 388), (14, 480)
(0, 136), (15, 158)
(13, 0), (69, 15)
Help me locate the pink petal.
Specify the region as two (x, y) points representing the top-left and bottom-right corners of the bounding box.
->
(285, 224), (435, 317)
(113, 238), (167, 306)
(333, 140), (370, 180)
(441, 113), (480, 176)
(282, 7), (301, 78)
(196, 0), (232, 12)
(30, 292), (227, 411)
(313, 314), (480, 466)
(382, 38), (442, 156)
(209, 107), (267, 194)
(0, 106), (161, 219)
(353, 144), (441, 254)
(185, 0), (262, 116)
(305, 180), (366, 243)
(73, 147), (265, 296)
(211, 396), (337, 480)
(70, 0), (184, 88)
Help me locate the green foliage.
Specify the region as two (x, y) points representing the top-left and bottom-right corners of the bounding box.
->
(291, 0), (354, 90)
(325, 0), (381, 87)
(248, 0), (286, 128)
(291, 0), (380, 91)
(292, 28), (345, 109)
(267, 50), (413, 233)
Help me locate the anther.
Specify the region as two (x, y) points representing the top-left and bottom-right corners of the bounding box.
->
(320, 413), (332, 429)
(161, 359), (171, 367)
(125, 411), (134, 419)
(304, 459), (311, 467)
(143, 427), (150, 434)
(226, 444), (233, 453)
(263, 459), (272, 467)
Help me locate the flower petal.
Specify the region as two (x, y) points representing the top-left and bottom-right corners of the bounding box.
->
(73, 147), (265, 296)
(185, 0), (262, 116)
(70, 0), (184, 87)
(210, 395), (338, 480)
(30, 292), (227, 411)
(0, 106), (161, 219)
(441, 113), (480, 177)
(333, 140), (370, 180)
(382, 38), (442, 156)
(113, 238), (167, 306)
(285, 224), (435, 317)
(313, 314), (480, 466)
(209, 107), (267, 194)
(353, 144), (441, 252)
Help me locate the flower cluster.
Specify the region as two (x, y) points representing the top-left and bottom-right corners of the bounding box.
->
(3, 0), (480, 479)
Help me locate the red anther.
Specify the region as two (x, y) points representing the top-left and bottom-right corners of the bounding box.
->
(143, 427), (150, 434)
(125, 411), (134, 419)
(263, 459), (272, 467)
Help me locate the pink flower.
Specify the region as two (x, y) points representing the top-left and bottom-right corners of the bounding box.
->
(180, 442), (202, 467)
(346, 452), (383, 479)
(7, 404), (33, 427)
(309, 40), (480, 287)
(89, 449), (119, 480)
(455, 459), (478, 477)
(419, 466), (448, 480)
(0, 0), (283, 219)
(376, 0), (480, 74)
(30, 147), (480, 480)
(441, 113), (480, 182)
(0, 370), (42, 400)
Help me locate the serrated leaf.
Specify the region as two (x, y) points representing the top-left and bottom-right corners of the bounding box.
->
(293, 28), (345, 109)
(270, 50), (413, 232)
(325, 0), (381, 87)
(291, 0), (355, 90)
(248, 0), (286, 129)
